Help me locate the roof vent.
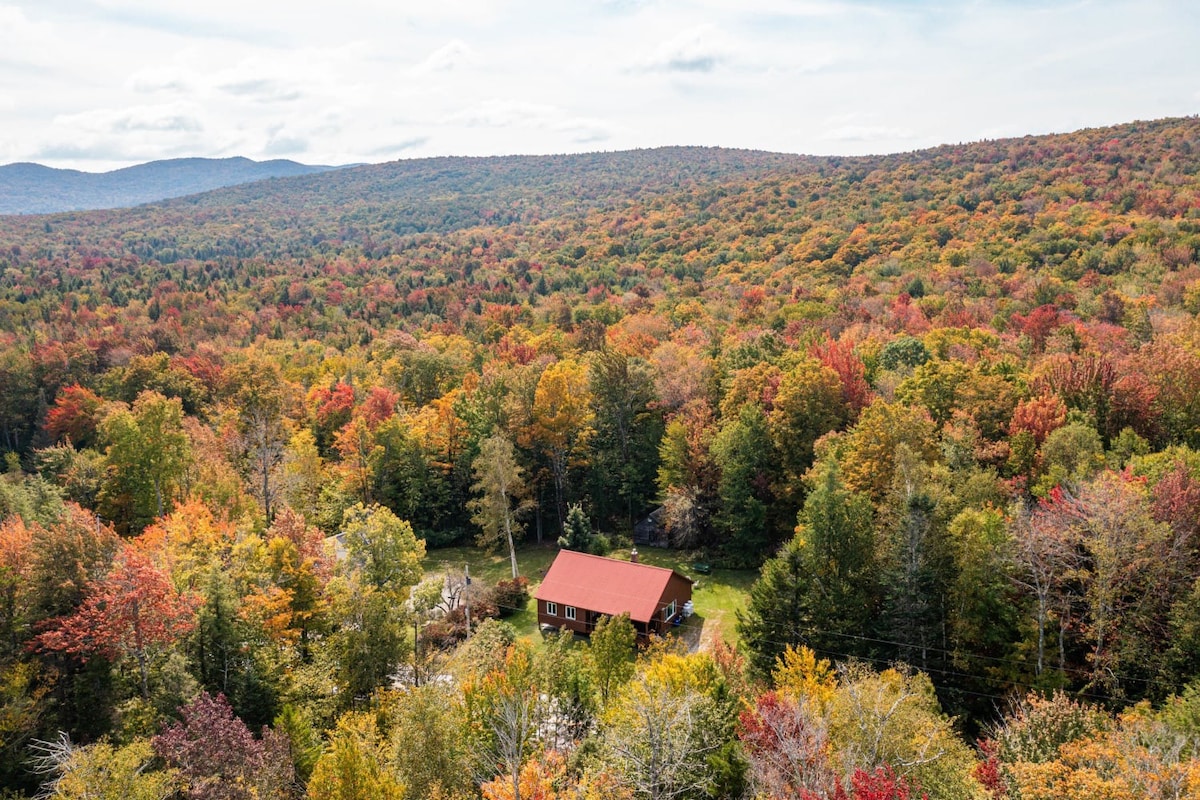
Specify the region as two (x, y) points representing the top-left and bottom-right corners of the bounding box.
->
(630, 547), (639, 563)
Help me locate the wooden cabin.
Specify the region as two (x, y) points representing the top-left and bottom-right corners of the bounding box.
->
(534, 550), (693, 640)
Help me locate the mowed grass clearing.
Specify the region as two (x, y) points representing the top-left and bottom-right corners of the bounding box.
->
(420, 544), (756, 650)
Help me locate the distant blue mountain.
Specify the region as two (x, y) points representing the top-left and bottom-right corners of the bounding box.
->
(0, 156), (344, 214)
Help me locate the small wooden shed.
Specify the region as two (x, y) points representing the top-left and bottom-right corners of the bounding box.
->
(534, 550), (693, 640)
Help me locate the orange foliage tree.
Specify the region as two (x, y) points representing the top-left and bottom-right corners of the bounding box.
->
(480, 750), (568, 800)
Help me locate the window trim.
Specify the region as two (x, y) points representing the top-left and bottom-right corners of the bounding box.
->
(663, 600), (677, 621)
(565, 605), (577, 621)
(545, 601), (557, 617)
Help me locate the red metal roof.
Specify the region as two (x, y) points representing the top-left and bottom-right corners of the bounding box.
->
(534, 550), (692, 623)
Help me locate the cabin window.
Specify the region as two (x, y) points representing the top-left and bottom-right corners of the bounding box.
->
(663, 600), (676, 621)
(565, 606), (577, 621)
(545, 602), (557, 617)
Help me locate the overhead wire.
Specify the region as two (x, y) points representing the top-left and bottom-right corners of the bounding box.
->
(470, 571), (1185, 707)
(522, 572), (1159, 685)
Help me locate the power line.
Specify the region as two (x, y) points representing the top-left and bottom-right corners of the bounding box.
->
(475, 575), (1183, 706)
(749, 618), (1167, 693)
(521, 573), (1163, 687)
(485, 596), (1142, 707)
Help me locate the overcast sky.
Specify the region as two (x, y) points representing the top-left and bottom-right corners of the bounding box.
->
(2, 0), (1198, 171)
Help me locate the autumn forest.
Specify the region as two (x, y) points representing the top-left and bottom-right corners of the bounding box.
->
(3, 117), (1200, 799)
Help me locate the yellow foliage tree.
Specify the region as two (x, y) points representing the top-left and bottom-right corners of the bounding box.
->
(772, 645), (837, 712)
(528, 359), (595, 533)
(769, 357), (847, 501)
(134, 499), (233, 591)
(839, 400), (938, 504)
(1004, 704), (1200, 800)
(37, 738), (177, 800)
(826, 664), (982, 800)
(600, 651), (735, 800)
(308, 712), (404, 800)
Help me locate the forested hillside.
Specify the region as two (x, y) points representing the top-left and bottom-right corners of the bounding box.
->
(3, 117), (1200, 799)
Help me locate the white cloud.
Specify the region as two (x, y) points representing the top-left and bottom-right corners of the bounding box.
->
(368, 137), (429, 157)
(822, 124), (916, 143)
(263, 129), (309, 156)
(0, 4), (60, 67)
(693, 0), (859, 16)
(441, 99), (615, 143)
(29, 101), (236, 166)
(2, 0), (1198, 170)
(443, 100), (553, 129)
(628, 20), (839, 78)
(33, 135), (211, 164)
(55, 102), (206, 135)
(126, 66), (192, 94)
(207, 55), (318, 104)
(218, 77), (303, 104)
(635, 24), (734, 74)
(411, 39), (476, 74)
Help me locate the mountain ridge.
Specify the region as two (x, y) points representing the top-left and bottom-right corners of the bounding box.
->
(2, 117), (1197, 269)
(0, 156), (345, 215)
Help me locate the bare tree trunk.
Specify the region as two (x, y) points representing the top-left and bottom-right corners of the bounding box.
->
(1036, 594), (1046, 677)
(413, 617), (421, 688)
(492, 689), (535, 800)
(261, 457), (272, 521)
(132, 600), (150, 699)
(552, 453), (566, 536)
(502, 493), (519, 580)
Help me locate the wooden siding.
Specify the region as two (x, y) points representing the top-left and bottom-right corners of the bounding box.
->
(652, 572), (694, 635)
(537, 576), (692, 640)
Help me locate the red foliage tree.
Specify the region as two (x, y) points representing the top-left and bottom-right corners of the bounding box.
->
(843, 766), (926, 800)
(44, 384), (105, 448)
(972, 740), (1006, 800)
(812, 338), (873, 420)
(1151, 462), (1200, 547)
(153, 691), (295, 800)
(889, 294), (930, 335)
(34, 545), (200, 697)
(493, 334), (538, 366)
(315, 382), (355, 425)
(174, 351), (226, 399)
(1032, 352), (1158, 441)
(1011, 305), (1061, 351)
(738, 691), (838, 800)
(357, 385), (399, 429)
(266, 506), (332, 576)
(310, 381), (355, 451)
(784, 766), (928, 800)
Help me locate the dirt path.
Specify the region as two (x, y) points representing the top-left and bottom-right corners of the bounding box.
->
(674, 610), (725, 653)
(697, 610), (725, 652)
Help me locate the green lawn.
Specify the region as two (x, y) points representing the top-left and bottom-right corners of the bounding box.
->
(421, 544), (559, 645)
(610, 547), (757, 649)
(420, 544), (756, 650)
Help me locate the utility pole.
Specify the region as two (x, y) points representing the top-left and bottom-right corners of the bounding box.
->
(413, 613), (421, 688)
(464, 564), (472, 637)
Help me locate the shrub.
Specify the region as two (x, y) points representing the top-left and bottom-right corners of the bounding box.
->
(490, 577), (530, 617)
